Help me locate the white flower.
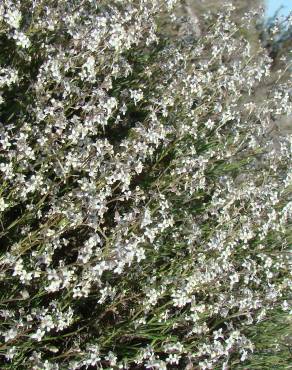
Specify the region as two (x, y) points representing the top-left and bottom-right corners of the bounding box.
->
(105, 351), (118, 366)
(281, 300), (289, 311)
(240, 349), (249, 362)
(141, 208), (152, 228)
(0, 67), (18, 87)
(5, 346), (17, 361)
(40, 314), (55, 332)
(0, 197), (8, 212)
(130, 89), (143, 105)
(5, 8), (22, 29)
(13, 31), (31, 48)
(4, 328), (18, 342)
(135, 161), (143, 174)
(85, 345), (101, 366)
(31, 328), (45, 342)
(45, 269), (62, 292)
(166, 353), (180, 364)
(80, 56), (96, 82)
(205, 119), (214, 129)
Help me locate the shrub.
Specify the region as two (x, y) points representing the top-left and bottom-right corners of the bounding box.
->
(0, 1), (291, 369)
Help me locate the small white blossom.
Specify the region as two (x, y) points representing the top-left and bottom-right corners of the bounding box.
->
(130, 89), (143, 105)
(13, 31), (31, 48)
(5, 8), (22, 29)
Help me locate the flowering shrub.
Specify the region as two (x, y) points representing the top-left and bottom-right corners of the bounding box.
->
(260, 11), (292, 70)
(0, 1), (291, 369)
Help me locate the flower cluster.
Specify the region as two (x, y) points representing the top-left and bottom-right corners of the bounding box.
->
(0, 0), (291, 369)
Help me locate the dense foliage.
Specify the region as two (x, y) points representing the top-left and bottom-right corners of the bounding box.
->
(0, 1), (291, 369)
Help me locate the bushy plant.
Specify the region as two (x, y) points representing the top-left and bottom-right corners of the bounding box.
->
(0, 1), (291, 369)
(235, 308), (292, 369)
(259, 10), (292, 71)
